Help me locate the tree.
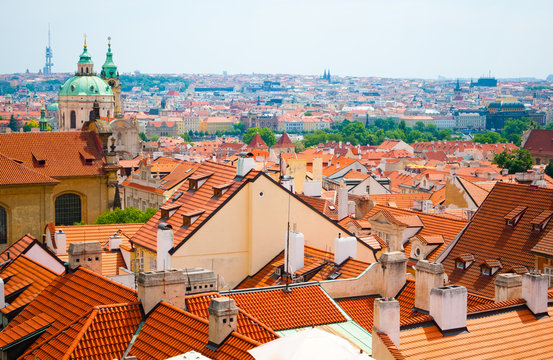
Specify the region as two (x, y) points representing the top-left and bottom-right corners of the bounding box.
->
(94, 207), (157, 224)
(8, 114), (18, 132)
(546, 123), (553, 130)
(501, 118), (531, 146)
(473, 131), (506, 144)
(242, 127), (276, 147)
(294, 140), (305, 153)
(233, 122), (246, 134)
(150, 135), (159, 142)
(493, 149), (533, 174)
(545, 162), (553, 178)
(139, 132), (148, 142)
(23, 119), (39, 132)
(180, 133), (192, 142)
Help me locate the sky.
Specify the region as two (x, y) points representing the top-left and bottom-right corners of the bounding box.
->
(2, 0), (552, 79)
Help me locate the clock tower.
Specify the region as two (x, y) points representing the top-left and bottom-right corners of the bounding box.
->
(100, 37), (122, 118)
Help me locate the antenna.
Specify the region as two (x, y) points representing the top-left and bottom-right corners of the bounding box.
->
(48, 23), (50, 48)
(283, 188), (292, 293)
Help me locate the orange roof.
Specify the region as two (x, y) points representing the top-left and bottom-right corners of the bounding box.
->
(443, 182), (553, 298)
(236, 245), (370, 289)
(185, 293), (278, 344)
(0, 153), (59, 186)
(248, 133), (268, 150)
(322, 158), (358, 177)
(297, 194), (338, 220)
(0, 267), (137, 350)
(0, 313), (55, 350)
(0, 132), (108, 178)
(223, 284), (347, 331)
(369, 193), (431, 209)
(57, 223), (142, 250)
(21, 303), (142, 360)
(0, 234), (36, 262)
(396, 305), (553, 359)
(0, 255), (59, 316)
(129, 302), (258, 360)
(131, 161), (259, 252)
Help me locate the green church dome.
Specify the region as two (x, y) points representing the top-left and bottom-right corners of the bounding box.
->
(101, 40), (118, 79)
(59, 76), (113, 96)
(47, 103), (58, 111)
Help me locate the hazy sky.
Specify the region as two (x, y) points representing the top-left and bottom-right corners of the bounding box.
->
(2, 0), (552, 78)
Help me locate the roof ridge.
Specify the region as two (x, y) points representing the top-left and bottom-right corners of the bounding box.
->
(74, 267), (137, 294)
(371, 204), (467, 224)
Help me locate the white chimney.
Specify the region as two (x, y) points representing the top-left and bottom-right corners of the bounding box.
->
(109, 234), (122, 251)
(373, 298), (400, 349)
(429, 285), (467, 333)
(0, 278), (5, 309)
(157, 223), (173, 271)
(334, 235), (357, 264)
(281, 175), (295, 193)
(522, 272), (548, 317)
(303, 180), (322, 197)
(54, 229), (67, 255)
(494, 273), (522, 303)
(415, 260), (445, 312)
(236, 157), (255, 177)
(338, 185), (348, 221)
(285, 230), (304, 274)
(208, 297), (238, 347)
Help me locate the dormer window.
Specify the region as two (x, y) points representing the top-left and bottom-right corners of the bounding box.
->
(32, 154), (46, 167)
(188, 172), (213, 192)
(503, 206), (527, 228)
(212, 182), (233, 198)
(160, 204), (181, 220)
(480, 260), (502, 276)
(454, 254), (475, 270)
(531, 210), (553, 232)
(182, 209), (205, 228)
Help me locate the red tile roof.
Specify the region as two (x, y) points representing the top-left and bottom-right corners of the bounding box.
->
(522, 129), (553, 157)
(0, 234), (36, 263)
(442, 182), (553, 298)
(273, 132), (294, 147)
(248, 133), (268, 150)
(0, 153), (59, 186)
(131, 161), (259, 252)
(129, 302), (258, 360)
(21, 303), (142, 360)
(0, 132), (108, 178)
(0, 313), (54, 351)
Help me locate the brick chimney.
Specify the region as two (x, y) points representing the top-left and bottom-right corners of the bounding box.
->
(494, 273), (522, 303)
(207, 297), (238, 349)
(522, 272), (548, 317)
(429, 285), (467, 334)
(68, 242), (102, 274)
(415, 260), (445, 312)
(157, 223), (173, 271)
(137, 268), (216, 314)
(372, 298), (400, 349)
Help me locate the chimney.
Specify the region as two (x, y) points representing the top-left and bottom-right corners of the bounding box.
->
(138, 268), (216, 314)
(68, 241), (103, 274)
(337, 182), (348, 221)
(208, 297), (238, 348)
(372, 298), (400, 349)
(0, 278), (5, 309)
(415, 260), (445, 312)
(379, 251), (407, 298)
(522, 272), (549, 317)
(312, 157), (323, 181)
(54, 229), (67, 255)
(108, 234), (122, 251)
(236, 157), (255, 177)
(494, 273), (522, 303)
(157, 223), (173, 271)
(303, 180), (322, 197)
(285, 230), (304, 274)
(334, 235), (357, 264)
(429, 285), (467, 334)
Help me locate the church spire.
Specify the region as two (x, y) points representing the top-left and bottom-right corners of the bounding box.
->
(77, 34), (93, 75)
(39, 106), (48, 131)
(101, 36), (118, 79)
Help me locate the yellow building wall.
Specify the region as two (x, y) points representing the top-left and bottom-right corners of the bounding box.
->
(0, 184), (56, 248)
(169, 175), (375, 288)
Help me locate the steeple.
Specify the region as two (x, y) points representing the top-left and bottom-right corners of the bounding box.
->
(323, 69), (327, 80)
(39, 106), (48, 131)
(77, 34), (94, 75)
(101, 36), (118, 79)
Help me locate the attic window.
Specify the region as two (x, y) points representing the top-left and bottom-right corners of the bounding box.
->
(182, 209), (205, 228)
(32, 154), (46, 167)
(531, 210), (553, 232)
(172, 192), (183, 203)
(160, 204), (181, 220)
(79, 152), (95, 166)
(455, 254), (475, 270)
(503, 206), (527, 228)
(188, 172), (213, 192)
(212, 182), (233, 198)
(480, 260), (502, 276)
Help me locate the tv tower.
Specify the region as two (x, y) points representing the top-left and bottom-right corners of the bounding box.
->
(43, 24), (53, 74)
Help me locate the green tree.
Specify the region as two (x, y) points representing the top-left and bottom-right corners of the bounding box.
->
(233, 122), (246, 134)
(304, 111), (313, 116)
(8, 114), (18, 132)
(473, 131), (506, 144)
(294, 140), (305, 153)
(501, 118), (531, 146)
(545, 162), (553, 178)
(94, 207), (157, 224)
(242, 127), (276, 147)
(150, 135), (159, 142)
(22, 119), (39, 132)
(139, 132), (148, 142)
(546, 123), (553, 130)
(493, 149), (533, 174)
(180, 133), (192, 142)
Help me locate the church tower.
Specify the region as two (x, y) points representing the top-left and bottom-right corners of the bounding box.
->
(101, 37), (122, 118)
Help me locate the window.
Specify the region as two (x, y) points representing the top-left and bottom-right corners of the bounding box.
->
(545, 267), (553, 287)
(55, 193), (81, 226)
(70, 111), (76, 129)
(89, 111), (94, 121)
(0, 206), (6, 244)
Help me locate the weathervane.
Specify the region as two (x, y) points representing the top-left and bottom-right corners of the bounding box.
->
(108, 36), (111, 47)
(84, 33), (87, 47)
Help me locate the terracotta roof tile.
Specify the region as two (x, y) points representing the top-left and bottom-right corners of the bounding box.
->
(369, 193), (432, 209)
(129, 302), (258, 360)
(0, 153), (59, 186)
(0, 234), (36, 263)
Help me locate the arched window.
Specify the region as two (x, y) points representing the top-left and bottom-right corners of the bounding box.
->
(0, 206), (6, 244)
(89, 111), (94, 121)
(55, 194), (81, 226)
(70, 111), (76, 129)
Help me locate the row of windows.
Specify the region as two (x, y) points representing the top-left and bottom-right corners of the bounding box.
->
(0, 193), (82, 245)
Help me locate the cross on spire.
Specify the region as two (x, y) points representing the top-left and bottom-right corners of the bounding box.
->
(83, 33), (87, 48)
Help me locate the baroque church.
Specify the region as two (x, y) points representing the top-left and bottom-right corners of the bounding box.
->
(58, 37), (140, 156)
